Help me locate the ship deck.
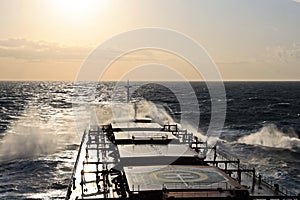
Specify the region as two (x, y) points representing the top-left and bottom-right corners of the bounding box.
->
(66, 119), (299, 200)
(124, 165), (245, 190)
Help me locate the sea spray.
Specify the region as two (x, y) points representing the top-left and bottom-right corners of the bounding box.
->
(238, 124), (300, 149)
(134, 100), (174, 125)
(93, 100), (175, 125)
(0, 125), (58, 160)
(179, 120), (207, 142)
(0, 107), (80, 161)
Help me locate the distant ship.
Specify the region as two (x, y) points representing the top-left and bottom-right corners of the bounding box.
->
(65, 83), (299, 200)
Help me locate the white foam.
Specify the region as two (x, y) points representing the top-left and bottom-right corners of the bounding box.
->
(93, 100), (175, 125)
(0, 107), (80, 161)
(238, 124), (300, 149)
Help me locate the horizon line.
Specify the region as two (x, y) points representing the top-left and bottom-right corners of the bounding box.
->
(0, 79), (300, 82)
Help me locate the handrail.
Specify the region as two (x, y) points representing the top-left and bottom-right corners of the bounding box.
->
(65, 129), (88, 200)
(210, 146), (298, 197)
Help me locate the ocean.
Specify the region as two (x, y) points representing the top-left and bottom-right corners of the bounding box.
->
(0, 81), (299, 199)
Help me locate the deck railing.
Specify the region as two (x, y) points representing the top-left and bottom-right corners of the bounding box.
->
(210, 146), (298, 197)
(65, 129), (88, 200)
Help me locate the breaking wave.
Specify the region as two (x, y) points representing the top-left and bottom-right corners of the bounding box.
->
(0, 125), (58, 161)
(0, 107), (79, 162)
(237, 124), (300, 150)
(132, 100), (175, 124)
(92, 100), (175, 125)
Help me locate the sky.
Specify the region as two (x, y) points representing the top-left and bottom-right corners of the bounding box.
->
(0, 0), (300, 81)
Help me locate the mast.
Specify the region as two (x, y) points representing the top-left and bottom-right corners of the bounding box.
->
(124, 80), (131, 103)
(124, 80), (137, 120)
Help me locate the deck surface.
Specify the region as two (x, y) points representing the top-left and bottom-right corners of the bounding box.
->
(118, 144), (199, 158)
(124, 165), (245, 192)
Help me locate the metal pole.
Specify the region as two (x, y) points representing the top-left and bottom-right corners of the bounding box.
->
(125, 80), (132, 103)
(252, 168), (256, 192)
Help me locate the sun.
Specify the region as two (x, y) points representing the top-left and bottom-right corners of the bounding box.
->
(51, 0), (104, 20)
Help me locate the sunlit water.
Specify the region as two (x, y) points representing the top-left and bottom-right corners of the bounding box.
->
(0, 81), (299, 199)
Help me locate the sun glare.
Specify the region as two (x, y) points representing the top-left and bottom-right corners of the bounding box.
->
(51, 0), (103, 20)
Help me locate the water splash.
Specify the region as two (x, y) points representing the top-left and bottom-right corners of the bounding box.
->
(179, 121), (208, 142)
(94, 100), (211, 147)
(0, 125), (58, 161)
(93, 100), (175, 125)
(0, 107), (79, 162)
(133, 100), (174, 124)
(238, 124), (300, 149)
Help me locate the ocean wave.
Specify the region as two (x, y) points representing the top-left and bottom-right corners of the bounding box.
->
(89, 100), (176, 125)
(0, 127), (58, 161)
(0, 105), (80, 161)
(237, 124), (300, 150)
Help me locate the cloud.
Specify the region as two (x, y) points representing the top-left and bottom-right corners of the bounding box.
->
(266, 43), (300, 63)
(293, 0), (300, 3)
(0, 39), (174, 64)
(0, 38), (91, 61)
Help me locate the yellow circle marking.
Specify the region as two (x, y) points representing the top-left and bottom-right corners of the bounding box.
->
(152, 169), (208, 183)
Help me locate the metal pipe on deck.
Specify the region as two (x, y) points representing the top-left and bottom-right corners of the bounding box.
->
(252, 168), (256, 192)
(213, 146), (217, 162)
